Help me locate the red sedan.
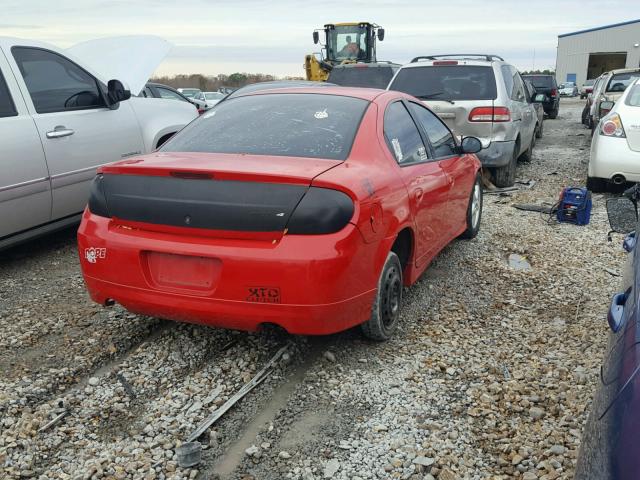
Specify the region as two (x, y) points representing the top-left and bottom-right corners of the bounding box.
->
(78, 87), (483, 340)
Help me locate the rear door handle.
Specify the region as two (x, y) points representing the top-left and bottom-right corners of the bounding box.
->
(608, 292), (628, 333)
(46, 126), (75, 139)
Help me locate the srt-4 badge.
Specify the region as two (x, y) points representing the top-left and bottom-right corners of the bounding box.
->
(85, 247), (106, 264)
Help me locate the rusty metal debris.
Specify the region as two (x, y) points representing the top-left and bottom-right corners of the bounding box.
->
(38, 410), (68, 433)
(185, 343), (290, 443)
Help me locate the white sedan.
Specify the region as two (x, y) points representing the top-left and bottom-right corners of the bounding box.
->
(588, 78), (640, 192)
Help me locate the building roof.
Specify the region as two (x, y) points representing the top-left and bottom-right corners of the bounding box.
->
(559, 18), (640, 38)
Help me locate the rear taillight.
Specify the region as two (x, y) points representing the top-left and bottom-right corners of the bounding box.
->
(286, 187), (354, 235)
(88, 175), (110, 218)
(551, 89), (557, 97)
(197, 108), (205, 115)
(600, 113), (626, 138)
(433, 60), (458, 66)
(468, 107), (510, 122)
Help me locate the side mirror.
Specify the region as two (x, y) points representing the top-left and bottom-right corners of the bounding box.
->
(313, 31), (320, 44)
(377, 28), (385, 41)
(606, 197), (637, 234)
(534, 93), (545, 103)
(600, 101), (615, 116)
(460, 136), (482, 154)
(107, 79), (131, 106)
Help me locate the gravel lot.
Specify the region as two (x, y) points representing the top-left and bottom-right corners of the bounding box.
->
(0, 98), (622, 479)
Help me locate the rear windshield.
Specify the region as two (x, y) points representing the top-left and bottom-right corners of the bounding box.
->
(607, 72), (640, 93)
(389, 65), (497, 101)
(162, 93), (368, 160)
(625, 85), (640, 107)
(523, 76), (554, 89)
(559, 82), (575, 88)
(329, 66), (396, 89)
(584, 79), (595, 86)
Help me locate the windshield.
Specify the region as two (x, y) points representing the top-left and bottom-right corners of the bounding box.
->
(625, 84), (640, 107)
(162, 93), (369, 160)
(181, 89), (200, 98)
(390, 65), (497, 101)
(204, 92), (225, 100)
(328, 66), (396, 89)
(523, 76), (553, 89)
(584, 79), (594, 86)
(607, 72), (640, 93)
(560, 83), (575, 88)
(327, 25), (368, 62)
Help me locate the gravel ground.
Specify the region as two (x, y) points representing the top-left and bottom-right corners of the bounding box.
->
(0, 98), (621, 479)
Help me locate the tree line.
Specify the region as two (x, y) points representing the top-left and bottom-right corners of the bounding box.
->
(150, 73), (304, 91)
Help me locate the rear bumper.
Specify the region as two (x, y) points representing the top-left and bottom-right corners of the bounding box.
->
(476, 140), (515, 167)
(78, 212), (379, 335)
(589, 135), (640, 181)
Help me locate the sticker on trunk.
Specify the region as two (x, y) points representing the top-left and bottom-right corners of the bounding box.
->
(247, 286), (281, 304)
(85, 247), (106, 264)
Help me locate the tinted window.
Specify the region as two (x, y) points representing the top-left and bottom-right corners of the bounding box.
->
(390, 66), (497, 101)
(0, 70), (17, 118)
(522, 75), (554, 89)
(511, 71), (526, 102)
(142, 87), (154, 98)
(607, 72), (640, 93)
(162, 93), (368, 160)
(626, 85), (640, 107)
(502, 66), (514, 97)
(328, 66), (396, 89)
(12, 47), (104, 114)
(383, 102), (428, 165)
(409, 102), (456, 158)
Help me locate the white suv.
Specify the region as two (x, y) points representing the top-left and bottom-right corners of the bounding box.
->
(0, 36), (198, 250)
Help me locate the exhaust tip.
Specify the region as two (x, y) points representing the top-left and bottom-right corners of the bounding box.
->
(612, 175), (626, 185)
(104, 298), (115, 307)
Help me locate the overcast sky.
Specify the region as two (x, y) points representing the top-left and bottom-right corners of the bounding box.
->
(2, 0), (639, 77)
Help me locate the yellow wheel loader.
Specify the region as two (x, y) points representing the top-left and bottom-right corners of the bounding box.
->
(304, 22), (385, 81)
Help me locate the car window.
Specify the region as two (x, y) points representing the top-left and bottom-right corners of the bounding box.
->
(157, 87), (185, 101)
(162, 93), (368, 161)
(141, 87), (154, 98)
(12, 47), (105, 114)
(522, 75), (554, 89)
(408, 102), (456, 158)
(204, 92), (224, 100)
(390, 65), (497, 101)
(626, 85), (640, 107)
(0, 69), (18, 118)
(328, 66), (396, 89)
(383, 101), (428, 165)
(501, 66), (514, 97)
(511, 69), (526, 102)
(607, 72), (640, 93)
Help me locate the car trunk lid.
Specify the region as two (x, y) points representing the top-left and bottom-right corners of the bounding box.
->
(98, 152), (343, 239)
(421, 99), (493, 142)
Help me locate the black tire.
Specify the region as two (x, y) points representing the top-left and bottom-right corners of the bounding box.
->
(361, 252), (403, 341)
(586, 176), (607, 193)
(519, 136), (534, 163)
(536, 120), (544, 139)
(548, 108), (558, 119)
(494, 145), (518, 187)
(460, 174), (483, 239)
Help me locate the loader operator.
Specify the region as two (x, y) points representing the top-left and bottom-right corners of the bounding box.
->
(339, 35), (360, 59)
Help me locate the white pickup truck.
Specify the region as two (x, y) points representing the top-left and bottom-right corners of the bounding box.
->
(0, 36), (198, 250)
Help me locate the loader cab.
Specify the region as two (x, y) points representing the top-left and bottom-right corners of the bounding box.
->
(313, 23), (384, 65)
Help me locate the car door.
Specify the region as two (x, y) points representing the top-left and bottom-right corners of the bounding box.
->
(383, 100), (450, 267)
(511, 69), (536, 148)
(9, 46), (144, 221)
(408, 101), (471, 236)
(0, 48), (51, 239)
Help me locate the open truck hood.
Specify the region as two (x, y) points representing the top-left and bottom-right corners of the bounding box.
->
(67, 36), (171, 96)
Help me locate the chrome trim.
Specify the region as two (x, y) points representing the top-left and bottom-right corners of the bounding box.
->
(0, 177), (50, 202)
(50, 165), (101, 189)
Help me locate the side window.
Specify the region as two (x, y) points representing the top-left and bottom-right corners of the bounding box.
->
(502, 65), (514, 97)
(157, 87), (185, 101)
(383, 102), (428, 165)
(0, 69), (17, 118)
(142, 87), (154, 98)
(12, 47), (105, 114)
(409, 102), (457, 157)
(511, 71), (526, 102)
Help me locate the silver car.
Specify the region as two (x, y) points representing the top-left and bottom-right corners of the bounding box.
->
(589, 68), (640, 132)
(388, 54), (539, 187)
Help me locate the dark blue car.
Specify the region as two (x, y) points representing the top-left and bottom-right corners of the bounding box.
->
(576, 190), (640, 479)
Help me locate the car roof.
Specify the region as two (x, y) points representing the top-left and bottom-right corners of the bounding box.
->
(399, 58), (499, 69)
(232, 86), (394, 102)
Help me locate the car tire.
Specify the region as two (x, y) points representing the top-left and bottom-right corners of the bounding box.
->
(586, 176), (607, 193)
(548, 108), (558, 119)
(460, 174), (483, 239)
(536, 121), (543, 139)
(361, 251), (403, 342)
(519, 136), (534, 163)
(494, 145), (518, 188)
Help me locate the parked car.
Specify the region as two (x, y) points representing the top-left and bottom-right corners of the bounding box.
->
(327, 62), (401, 89)
(587, 78), (640, 192)
(141, 82), (204, 112)
(220, 80), (336, 103)
(576, 186), (640, 479)
(388, 54), (539, 187)
(582, 75), (604, 127)
(521, 74), (559, 118)
(524, 80), (544, 140)
(177, 87), (201, 99)
(559, 82), (578, 97)
(580, 79), (595, 99)
(78, 87), (484, 340)
(193, 91), (226, 109)
(0, 36), (198, 251)
(589, 68), (640, 132)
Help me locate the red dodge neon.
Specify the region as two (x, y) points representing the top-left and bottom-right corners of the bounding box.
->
(78, 87), (483, 340)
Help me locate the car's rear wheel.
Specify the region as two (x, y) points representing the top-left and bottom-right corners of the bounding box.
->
(536, 121), (543, 139)
(361, 251), (403, 341)
(548, 108), (558, 119)
(493, 145), (518, 187)
(460, 174), (482, 239)
(586, 176), (607, 193)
